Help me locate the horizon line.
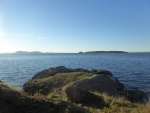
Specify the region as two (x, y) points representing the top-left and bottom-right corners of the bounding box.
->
(0, 51), (150, 54)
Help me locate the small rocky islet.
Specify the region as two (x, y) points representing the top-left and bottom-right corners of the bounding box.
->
(0, 66), (148, 113)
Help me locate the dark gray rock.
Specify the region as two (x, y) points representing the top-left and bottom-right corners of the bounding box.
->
(32, 66), (67, 79)
(66, 87), (108, 107)
(124, 90), (148, 103)
(65, 74), (124, 98)
(89, 69), (113, 76)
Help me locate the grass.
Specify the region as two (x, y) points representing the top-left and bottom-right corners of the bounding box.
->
(31, 89), (150, 113)
(38, 90), (149, 113)
(75, 92), (150, 113)
(24, 72), (94, 96)
(1, 80), (150, 113)
(23, 72), (150, 113)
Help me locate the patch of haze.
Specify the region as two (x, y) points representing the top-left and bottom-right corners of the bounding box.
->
(17, 34), (48, 40)
(37, 36), (48, 40)
(0, 14), (5, 39)
(0, 13), (8, 53)
(18, 34), (36, 38)
(0, 15), (20, 53)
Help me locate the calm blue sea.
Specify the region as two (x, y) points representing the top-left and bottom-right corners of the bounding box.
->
(0, 53), (150, 95)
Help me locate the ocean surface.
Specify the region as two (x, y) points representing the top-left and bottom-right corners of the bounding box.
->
(0, 53), (150, 95)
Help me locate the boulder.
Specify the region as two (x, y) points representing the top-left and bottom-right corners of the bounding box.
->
(90, 69), (113, 76)
(65, 74), (148, 103)
(65, 86), (108, 107)
(65, 74), (125, 104)
(32, 66), (67, 79)
(124, 90), (148, 103)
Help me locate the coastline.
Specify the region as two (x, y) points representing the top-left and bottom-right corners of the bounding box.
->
(0, 66), (149, 113)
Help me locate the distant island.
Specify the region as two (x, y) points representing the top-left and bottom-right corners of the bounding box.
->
(79, 51), (128, 53)
(13, 51), (72, 54)
(13, 51), (128, 54)
(14, 51), (43, 54)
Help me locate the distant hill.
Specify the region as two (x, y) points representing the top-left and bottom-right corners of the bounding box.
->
(81, 51), (128, 53)
(14, 51), (43, 54)
(13, 51), (127, 54)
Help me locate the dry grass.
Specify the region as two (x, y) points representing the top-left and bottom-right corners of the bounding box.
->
(131, 101), (150, 113)
(24, 71), (150, 113)
(47, 91), (140, 113)
(1, 80), (150, 113)
(22, 72), (150, 113)
(24, 72), (94, 96)
(75, 92), (150, 113)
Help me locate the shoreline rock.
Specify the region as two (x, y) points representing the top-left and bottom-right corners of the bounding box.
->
(0, 66), (149, 113)
(24, 66), (148, 103)
(32, 66), (113, 79)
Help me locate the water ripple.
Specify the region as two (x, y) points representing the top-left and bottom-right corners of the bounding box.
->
(0, 53), (150, 94)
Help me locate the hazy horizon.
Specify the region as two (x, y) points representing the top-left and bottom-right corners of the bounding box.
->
(1, 50), (150, 54)
(0, 0), (150, 53)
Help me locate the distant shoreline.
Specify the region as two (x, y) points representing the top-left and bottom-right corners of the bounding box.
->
(1, 51), (150, 55)
(14, 51), (128, 54)
(79, 51), (128, 53)
(13, 51), (128, 54)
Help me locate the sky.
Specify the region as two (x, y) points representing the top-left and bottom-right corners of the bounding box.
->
(0, 0), (150, 53)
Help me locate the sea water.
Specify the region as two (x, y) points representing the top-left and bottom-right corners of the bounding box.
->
(0, 53), (150, 95)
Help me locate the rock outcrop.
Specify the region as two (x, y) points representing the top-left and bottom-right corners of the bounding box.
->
(65, 87), (108, 108)
(23, 66), (148, 104)
(32, 66), (112, 79)
(65, 74), (125, 105)
(124, 90), (148, 103)
(66, 75), (124, 96)
(0, 66), (148, 113)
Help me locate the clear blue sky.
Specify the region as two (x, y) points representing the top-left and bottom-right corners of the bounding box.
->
(0, 0), (150, 53)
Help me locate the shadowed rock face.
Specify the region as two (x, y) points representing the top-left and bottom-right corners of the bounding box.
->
(65, 75), (124, 98)
(0, 81), (59, 113)
(0, 81), (89, 113)
(124, 90), (148, 103)
(64, 74), (126, 105)
(65, 74), (148, 103)
(65, 87), (108, 108)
